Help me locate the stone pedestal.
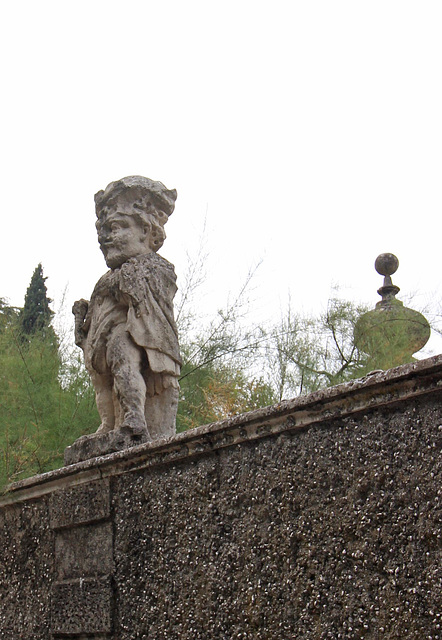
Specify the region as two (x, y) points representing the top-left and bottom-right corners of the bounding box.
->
(64, 428), (150, 466)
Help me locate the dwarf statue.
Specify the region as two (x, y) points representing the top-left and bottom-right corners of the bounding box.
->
(73, 176), (181, 442)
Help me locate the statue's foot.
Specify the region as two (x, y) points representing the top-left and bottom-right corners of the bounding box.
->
(119, 413), (151, 439)
(95, 422), (114, 435)
(119, 424), (150, 438)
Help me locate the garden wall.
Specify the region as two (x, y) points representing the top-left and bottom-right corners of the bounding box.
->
(1, 356), (441, 639)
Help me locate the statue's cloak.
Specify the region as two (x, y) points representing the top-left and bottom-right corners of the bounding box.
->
(120, 252), (181, 373)
(83, 252), (181, 376)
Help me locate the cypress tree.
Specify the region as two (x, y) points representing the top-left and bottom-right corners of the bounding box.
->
(20, 263), (54, 337)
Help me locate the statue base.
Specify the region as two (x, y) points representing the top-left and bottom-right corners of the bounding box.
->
(64, 427), (151, 466)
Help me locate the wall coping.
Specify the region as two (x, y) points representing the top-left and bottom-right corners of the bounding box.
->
(2, 354), (442, 507)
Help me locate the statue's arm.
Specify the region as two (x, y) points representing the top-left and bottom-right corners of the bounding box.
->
(72, 299), (90, 348)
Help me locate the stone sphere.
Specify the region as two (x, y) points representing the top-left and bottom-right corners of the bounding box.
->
(375, 253), (399, 276)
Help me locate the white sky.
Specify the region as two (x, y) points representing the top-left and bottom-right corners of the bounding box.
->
(1, 1), (441, 355)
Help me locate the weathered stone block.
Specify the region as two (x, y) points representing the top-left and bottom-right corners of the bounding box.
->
(51, 576), (113, 635)
(49, 479), (110, 529)
(55, 521), (113, 581)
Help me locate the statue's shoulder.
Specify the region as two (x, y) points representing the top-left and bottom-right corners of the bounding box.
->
(141, 252), (174, 268)
(91, 269), (113, 295)
(119, 253), (177, 298)
(128, 252), (176, 278)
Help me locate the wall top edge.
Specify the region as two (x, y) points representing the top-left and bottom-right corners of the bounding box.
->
(2, 353), (442, 506)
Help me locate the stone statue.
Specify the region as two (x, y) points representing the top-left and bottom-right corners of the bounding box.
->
(72, 176), (181, 445)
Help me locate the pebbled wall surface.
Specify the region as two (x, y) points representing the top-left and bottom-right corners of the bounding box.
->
(0, 497), (53, 639)
(112, 396), (441, 639)
(0, 358), (441, 639)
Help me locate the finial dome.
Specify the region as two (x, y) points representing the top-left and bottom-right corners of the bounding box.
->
(354, 253), (430, 369)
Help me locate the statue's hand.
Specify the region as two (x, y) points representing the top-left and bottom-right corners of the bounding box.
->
(72, 299), (89, 347)
(72, 299), (89, 320)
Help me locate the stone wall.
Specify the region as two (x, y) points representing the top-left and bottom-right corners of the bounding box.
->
(1, 356), (441, 639)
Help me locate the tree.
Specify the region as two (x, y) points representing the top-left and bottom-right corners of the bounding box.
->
(0, 318), (99, 488)
(177, 355), (274, 431)
(174, 245), (275, 430)
(0, 273), (99, 489)
(19, 263), (54, 337)
(176, 284), (275, 430)
(265, 297), (372, 400)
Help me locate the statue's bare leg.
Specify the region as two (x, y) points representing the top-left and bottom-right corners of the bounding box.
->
(144, 384), (179, 439)
(89, 371), (115, 434)
(106, 325), (149, 436)
(112, 387), (124, 429)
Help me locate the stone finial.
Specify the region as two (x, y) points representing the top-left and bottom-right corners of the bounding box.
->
(375, 253), (400, 306)
(354, 253), (430, 368)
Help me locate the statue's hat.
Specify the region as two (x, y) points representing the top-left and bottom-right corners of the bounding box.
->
(95, 175), (177, 218)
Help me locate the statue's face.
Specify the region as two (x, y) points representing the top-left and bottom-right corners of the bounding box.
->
(97, 201), (151, 269)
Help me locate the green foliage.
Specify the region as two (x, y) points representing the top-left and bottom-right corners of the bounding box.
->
(0, 276), (99, 489)
(0, 298), (20, 331)
(0, 319), (99, 488)
(0, 268), (101, 488)
(175, 260), (276, 431)
(176, 307), (275, 430)
(178, 358), (274, 431)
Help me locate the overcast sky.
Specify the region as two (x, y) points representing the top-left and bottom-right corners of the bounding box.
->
(1, 1), (441, 355)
